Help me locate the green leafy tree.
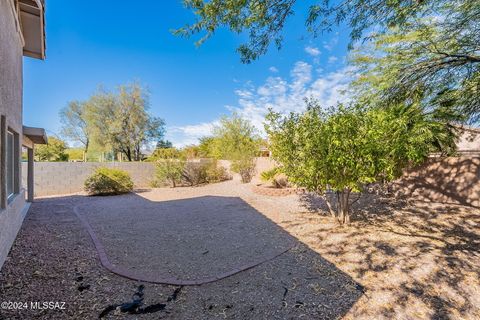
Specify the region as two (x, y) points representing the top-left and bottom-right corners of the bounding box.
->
(351, 12), (480, 122)
(265, 99), (456, 224)
(175, 0), (457, 63)
(156, 139), (173, 149)
(210, 114), (260, 183)
(59, 101), (91, 152)
(88, 83), (166, 161)
(35, 136), (69, 162)
(212, 114), (259, 159)
(65, 148), (85, 161)
(197, 137), (218, 158)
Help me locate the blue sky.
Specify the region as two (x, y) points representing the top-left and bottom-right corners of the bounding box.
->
(23, 0), (352, 147)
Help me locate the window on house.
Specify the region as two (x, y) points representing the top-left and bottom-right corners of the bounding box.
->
(6, 130), (19, 199)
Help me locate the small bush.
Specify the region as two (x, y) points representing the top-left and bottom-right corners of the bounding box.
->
(260, 167), (279, 182)
(231, 157), (256, 183)
(154, 159), (186, 187)
(260, 167), (289, 188)
(182, 160), (232, 185)
(84, 167), (134, 195)
(204, 160), (231, 183)
(152, 159), (231, 187)
(182, 162), (208, 186)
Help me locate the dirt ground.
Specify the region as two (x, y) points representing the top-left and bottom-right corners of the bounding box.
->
(0, 179), (479, 319)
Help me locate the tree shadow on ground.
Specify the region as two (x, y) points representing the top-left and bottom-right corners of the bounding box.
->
(294, 191), (480, 319)
(0, 193), (363, 319)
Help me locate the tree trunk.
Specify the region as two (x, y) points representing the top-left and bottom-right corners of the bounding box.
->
(322, 192), (337, 218)
(133, 144), (141, 161)
(336, 189), (351, 224)
(125, 148), (132, 161)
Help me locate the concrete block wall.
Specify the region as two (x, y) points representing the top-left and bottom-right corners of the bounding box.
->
(21, 157), (480, 208)
(22, 158), (277, 197)
(22, 162), (156, 197)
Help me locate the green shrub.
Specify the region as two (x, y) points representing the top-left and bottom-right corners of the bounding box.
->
(260, 167), (289, 188)
(260, 167), (279, 182)
(154, 159), (186, 187)
(148, 147), (184, 162)
(84, 167), (134, 195)
(152, 159), (231, 188)
(181, 160), (232, 186)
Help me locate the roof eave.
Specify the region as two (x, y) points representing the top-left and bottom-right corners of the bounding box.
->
(19, 0), (46, 60)
(23, 126), (48, 145)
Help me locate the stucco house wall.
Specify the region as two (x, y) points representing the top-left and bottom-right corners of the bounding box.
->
(0, 0), (46, 270)
(0, 0), (29, 270)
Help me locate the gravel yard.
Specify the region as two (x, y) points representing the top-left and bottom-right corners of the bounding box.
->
(0, 179), (479, 319)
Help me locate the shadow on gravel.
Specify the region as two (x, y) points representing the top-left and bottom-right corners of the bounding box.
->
(75, 194), (299, 284)
(1, 193), (363, 319)
(294, 191), (480, 319)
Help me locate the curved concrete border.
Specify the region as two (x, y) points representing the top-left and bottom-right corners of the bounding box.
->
(73, 204), (294, 286)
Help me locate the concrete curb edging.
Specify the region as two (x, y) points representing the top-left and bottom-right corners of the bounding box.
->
(73, 204), (294, 286)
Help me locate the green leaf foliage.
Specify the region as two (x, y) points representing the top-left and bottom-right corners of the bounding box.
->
(265, 98), (456, 222)
(154, 159), (186, 188)
(84, 167), (134, 195)
(351, 7), (480, 122)
(35, 136), (69, 162)
(175, 0), (459, 63)
(59, 83), (165, 162)
(260, 167), (279, 183)
(204, 113), (260, 183)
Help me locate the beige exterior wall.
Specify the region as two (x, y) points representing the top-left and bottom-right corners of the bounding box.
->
(0, 0), (28, 270)
(393, 156), (480, 207)
(457, 129), (480, 154)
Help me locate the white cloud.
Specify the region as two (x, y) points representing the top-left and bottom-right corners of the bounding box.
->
(229, 61), (353, 133)
(269, 66), (279, 73)
(290, 61), (312, 92)
(305, 46), (321, 57)
(323, 34), (339, 51)
(328, 56), (338, 64)
(169, 59), (353, 146)
(167, 122), (217, 147)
